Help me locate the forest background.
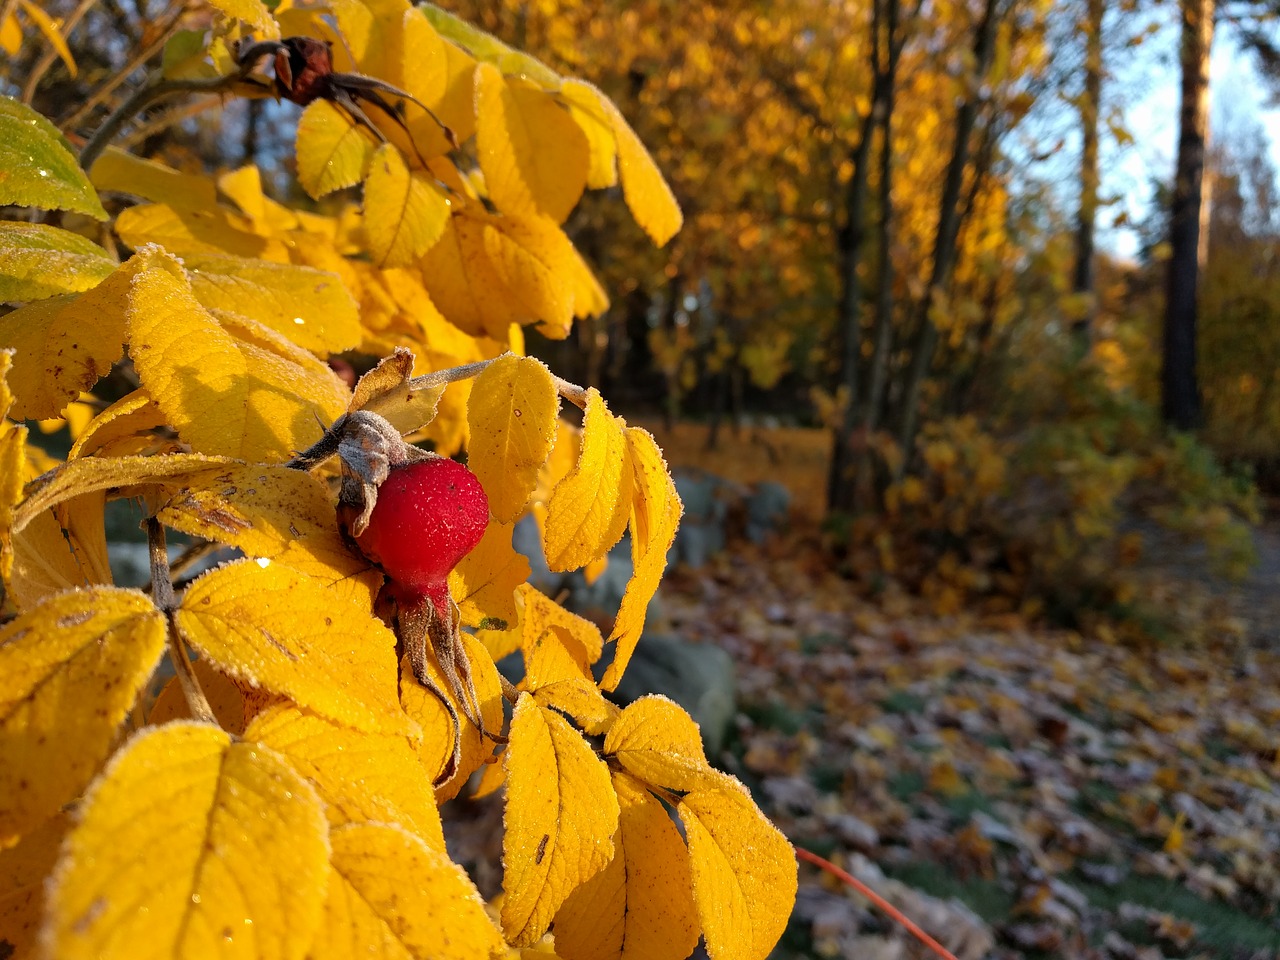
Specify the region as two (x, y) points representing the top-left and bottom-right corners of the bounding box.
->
(5, 0), (1280, 956)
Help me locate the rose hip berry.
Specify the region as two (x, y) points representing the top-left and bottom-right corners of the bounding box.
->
(355, 457), (489, 616)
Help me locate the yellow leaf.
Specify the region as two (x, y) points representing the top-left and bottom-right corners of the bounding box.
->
(155, 464), (381, 608)
(114, 202), (289, 260)
(185, 254), (361, 356)
(125, 246), (347, 461)
(13, 452), (239, 535)
(544, 389), (631, 573)
(297, 99), (378, 199)
(45, 723), (328, 960)
(0, 262), (131, 421)
(363, 144), (451, 268)
(564, 241), (610, 320)
(525, 623), (592, 689)
(218, 165), (299, 233)
(476, 64), (589, 223)
(0, 13), (20, 56)
(420, 212), (523, 340)
(18, 0), (76, 76)
(399, 634), (503, 802)
(348, 348), (445, 436)
(502, 694), (619, 946)
(678, 785), (797, 960)
(554, 772), (699, 960)
(0, 588), (165, 843)
(89, 148), (218, 210)
(8, 508), (93, 609)
(559, 79), (618, 190)
(532, 679), (618, 737)
(0, 353), (27, 584)
(0, 221), (114, 301)
(421, 4), (560, 89)
(532, 418), (580, 507)
(176, 559), (412, 736)
(148, 658), (247, 733)
(402, 13), (478, 155)
(483, 213), (578, 332)
(586, 85), (681, 246)
(313, 822), (505, 960)
(0, 97), (105, 219)
(518, 583), (603, 664)
(449, 519), (531, 629)
(604, 695), (717, 793)
(600, 429), (681, 691)
(67, 391), (166, 459)
(245, 703), (445, 851)
(205, 0), (278, 35)
(466, 353), (560, 522)
(0, 812), (68, 959)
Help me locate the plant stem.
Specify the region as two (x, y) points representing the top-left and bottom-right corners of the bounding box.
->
(147, 518), (216, 724)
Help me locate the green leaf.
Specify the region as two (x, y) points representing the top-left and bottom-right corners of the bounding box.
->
(0, 96), (106, 218)
(0, 221), (115, 301)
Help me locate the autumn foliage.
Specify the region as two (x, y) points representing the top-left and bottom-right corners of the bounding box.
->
(0, 3), (798, 959)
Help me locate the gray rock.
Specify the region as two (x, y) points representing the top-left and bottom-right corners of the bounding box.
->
(603, 634), (736, 755)
(745, 481), (791, 545)
(670, 470), (731, 569)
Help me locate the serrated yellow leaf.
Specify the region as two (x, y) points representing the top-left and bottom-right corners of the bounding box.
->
(483, 213), (578, 332)
(245, 703), (445, 850)
(0, 221), (114, 301)
(603, 694), (718, 794)
(678, 785), (798, 960)
(449, 519), (530, 629)
(176, 559), (411, 736)
(156, 464), (380, 608)
(348, 348), (446, 436)
(363, 144), (451, 268)
(203, 308), (352, 401)
(525, 624), (592, 689)
(8, 508), (91, 609)
(519, 583), (603, 663)
(564, 242), (610, 320)
(218, 165), (299, 233)
(148, 659), (247, 732)
(466, 354), (559, 522)
(558, 79), (618, 190)
(532, 679), (618, 736)
(399, 633), (503, 802)
(422, 212), (523, 340)
(68, 390), (167, 459)
(314, 822), (505, 960)
(206, 0), (278, 35)
(0, 262), (132, 421)
(13, 452), (239, 535)
(586, 85), (681, 246)
(185, 254), (361, 355)
(0, 588), (165, 843)
(297, 99), (379, 199)
(90, 148), (218, 210)
(476, 64), (588, 223)
(544, 390), (630, 573)
(125, 246), (347, 461)
(502, 695), (619, 946)
(46, 723), (328, 960)
(0, 96), (105, 219)
(400, 6), (448, 104)
(115, 202), (288, 260)
(402, 17), (477, 156)
(554, 772), (699, 960)
(0, 812), (68, 958)
(600, 429), (681, 691)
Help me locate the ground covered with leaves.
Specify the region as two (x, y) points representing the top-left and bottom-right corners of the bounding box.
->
(658, 537), (1280, 960)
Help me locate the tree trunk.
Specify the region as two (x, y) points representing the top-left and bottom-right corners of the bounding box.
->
(1072, 0), (1104, 336)
(891, 0), (1002, 465)
(1162, 0), (1214, 431)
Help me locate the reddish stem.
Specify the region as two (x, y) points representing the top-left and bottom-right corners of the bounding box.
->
(794, 846), (959, 960)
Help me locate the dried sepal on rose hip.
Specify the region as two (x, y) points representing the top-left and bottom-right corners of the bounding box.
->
(291, 409), (502, 784)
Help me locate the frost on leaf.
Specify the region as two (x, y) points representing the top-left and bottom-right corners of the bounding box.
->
(44, 723), (329, 960)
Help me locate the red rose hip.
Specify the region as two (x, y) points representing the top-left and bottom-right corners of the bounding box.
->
(355, 456), (489, 615)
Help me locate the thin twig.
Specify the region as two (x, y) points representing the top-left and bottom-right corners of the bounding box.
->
(20, 0), (100, 103)
(553, 375), (590, 410)
(120, 95), (218, 148)
(794, 846), (959, 960)
(405, 358), (497, 390)
(168, 538), (220, 580)
(147, 518), (216, 724)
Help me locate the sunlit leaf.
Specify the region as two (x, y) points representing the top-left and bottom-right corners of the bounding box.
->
(348, 348), (445, 436)
(0, 221), (114, 301)
(501, 694), (619, 946)
(466, 353), (560, 522)
(312, 822), (505, 960)
(176, 559), (412, 737)
(554, 772), (699, 960)
(297, 99), (378, 199)
(90, 148), (218, 209)
(115, 202), (289, 260)
(544, 389), (631, 572)
(205, 0), (279, 36)
(600, 428), (682, 691)
(604, 695), (717, 793)
(559, 79), (618, 190)
(45, 723), (328, 960)
(0, 588), (165, 843)
(18, 0), (77, 76)
(448, 519), (530, 628)
(0, 96), (106, 218)
(148, 659), (247, 733)
(0, 812), (68, 959)
(363, 143), (451, 268)
(421, 3), (561, 88)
